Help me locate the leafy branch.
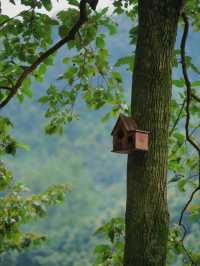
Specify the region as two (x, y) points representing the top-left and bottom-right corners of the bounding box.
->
(0, 8), (32, 28)
(0, 0), (98, 109)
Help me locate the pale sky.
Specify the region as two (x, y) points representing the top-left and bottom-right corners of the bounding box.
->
(1, 0), (113, 17)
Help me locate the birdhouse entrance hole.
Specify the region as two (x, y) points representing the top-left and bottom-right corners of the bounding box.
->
(128, 136), (133, 145)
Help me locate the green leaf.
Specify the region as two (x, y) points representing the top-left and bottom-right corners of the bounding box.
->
(0, 15), (9, 24)
(68, 0), (79, 6)
(115, 56), (133, 71)
(191, 80), (200, 87)
(21, 78), (32, 98)
(39, 96), (48, 104)
(173, 132), (185, 144)
(101, 112), (112, 123)
(94, 244), (111, 254)
(107, 23), (118, 35)
(42, 0), (52, 11)
(172, 79), (185, 88)
(177, 178), (187, 192)
(44, 56), (54, 66)
(96, 36), (105, 49)
(16, 143), (30, 152)
(112, 71), (122, 83)
(64, 66), (77, 80)
(38, 64), (47, 76)
(62, 57), (69, 64)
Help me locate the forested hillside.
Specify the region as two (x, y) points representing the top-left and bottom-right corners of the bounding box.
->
(1, 15), (200, 266)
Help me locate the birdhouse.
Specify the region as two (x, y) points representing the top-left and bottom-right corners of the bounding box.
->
(111, 114), (149, 154)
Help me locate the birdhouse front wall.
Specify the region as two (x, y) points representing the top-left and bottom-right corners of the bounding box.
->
(134, 131), (149, 151)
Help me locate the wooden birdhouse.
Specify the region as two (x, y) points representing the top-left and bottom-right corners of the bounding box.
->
(111, 114), (149, 154)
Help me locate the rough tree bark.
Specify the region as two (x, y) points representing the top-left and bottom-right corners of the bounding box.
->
(124, 1), (183, 265)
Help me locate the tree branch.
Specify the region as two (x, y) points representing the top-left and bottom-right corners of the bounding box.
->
(0, 0), (98, 109)
(181, 12), (200, 152)
(178, 12), (200, 265)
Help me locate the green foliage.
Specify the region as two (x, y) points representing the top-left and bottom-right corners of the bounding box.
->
(0, 1), (128, 258)
(1, 101), (125, 266)
(0, 115), (68, 253)
(0, 1), (131, 261)
(0, 114), (69, 254)
(0, 180), (69, 253)
(0, 0), (129, 131)
(1, 0), (200, 265)
(167, 225), (200, 266)
(94, 218), (124, 266)
(0, 116), (17, 156)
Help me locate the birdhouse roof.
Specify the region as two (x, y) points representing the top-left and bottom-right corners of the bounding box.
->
(111, 114), (138, 135)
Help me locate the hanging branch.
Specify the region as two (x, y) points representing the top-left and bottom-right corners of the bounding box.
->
(178, 12), (200, 265)
(0, 0), (98, 109)
(181, 13), (200, 153)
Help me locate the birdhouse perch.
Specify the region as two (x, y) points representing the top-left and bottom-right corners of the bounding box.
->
(111, 114), (149, 154)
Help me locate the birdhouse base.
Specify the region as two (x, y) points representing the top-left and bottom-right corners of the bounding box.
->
(111, 149), (130, 154)
(111, 149), (147, 154)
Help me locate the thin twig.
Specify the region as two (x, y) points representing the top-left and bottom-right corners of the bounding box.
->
(189, 123), (200, 137)
(0, 0), (98, 109)
(192, 92), (200, 103)
(178, 185), (200, 227)
(169, 99), (186, 136)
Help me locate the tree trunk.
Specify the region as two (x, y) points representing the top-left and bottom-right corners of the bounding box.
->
(124, 1), (183, 265)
